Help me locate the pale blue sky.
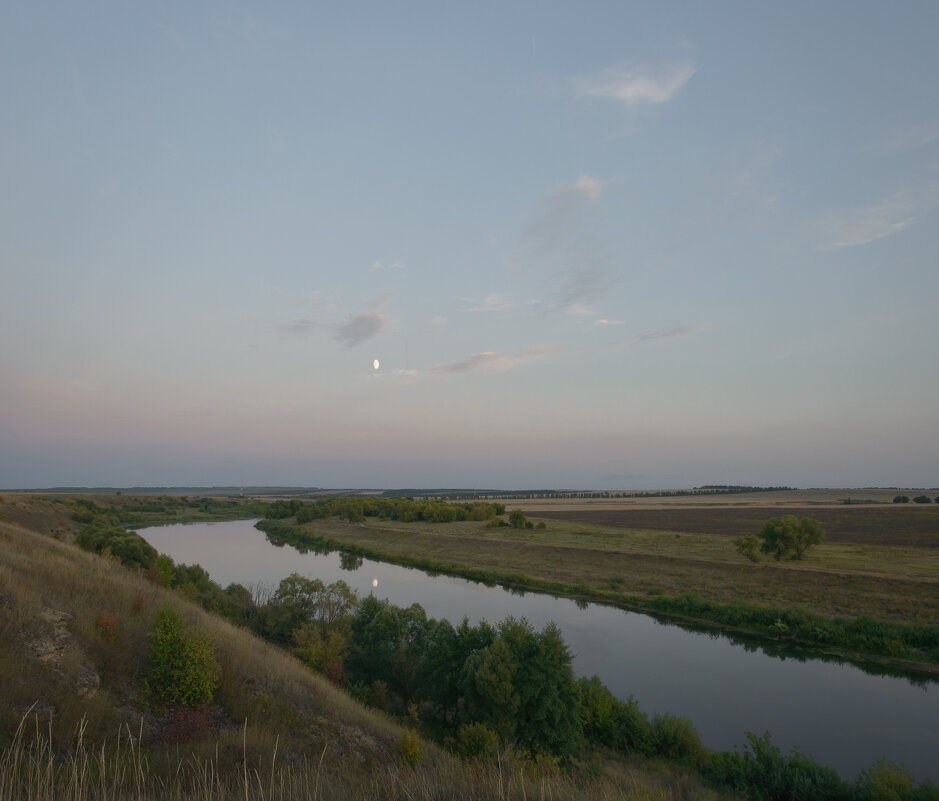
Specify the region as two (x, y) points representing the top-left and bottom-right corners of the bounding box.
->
(2, 2), (937, 489)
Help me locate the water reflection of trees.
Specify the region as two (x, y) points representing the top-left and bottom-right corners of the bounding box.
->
(264, 530), (333, 557)
(646, 611), (935, 688)
(339, 552), (363, 571)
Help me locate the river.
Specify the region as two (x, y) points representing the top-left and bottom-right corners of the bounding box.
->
(140, 518), (939, 781)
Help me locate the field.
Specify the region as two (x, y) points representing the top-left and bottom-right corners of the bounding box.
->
(285, 502), (939, 624)
(531, 505), (939, 548)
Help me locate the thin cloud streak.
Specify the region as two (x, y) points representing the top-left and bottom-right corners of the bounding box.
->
(518, 175), (604, 263)
(334, 311), (388, 347)
(629, 323), (705, 345)
(277, 318), (318, 337)
(817, 193), (916, 250)
(467, 293), (513, 312)
(574, 62), (696, 106)
(370, 259), (406, 271)
(564, 303), (598, 317)
(432, 345), (559, 374)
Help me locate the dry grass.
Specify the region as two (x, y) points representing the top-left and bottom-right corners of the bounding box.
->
(0, 515), (401, 760)
(0, 711), (725, 801)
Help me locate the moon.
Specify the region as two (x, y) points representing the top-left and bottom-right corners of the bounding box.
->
(373, 359), (380, 370)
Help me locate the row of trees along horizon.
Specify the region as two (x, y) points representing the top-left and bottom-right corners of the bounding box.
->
(63, 495), (939, 800)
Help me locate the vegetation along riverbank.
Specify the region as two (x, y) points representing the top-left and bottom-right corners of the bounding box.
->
(256, 496), (939, 674)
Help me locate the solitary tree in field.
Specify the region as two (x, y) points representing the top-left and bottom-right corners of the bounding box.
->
(757, 515), (824, 561)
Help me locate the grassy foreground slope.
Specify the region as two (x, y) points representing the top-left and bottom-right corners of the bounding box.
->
(0, 495), (725, 800)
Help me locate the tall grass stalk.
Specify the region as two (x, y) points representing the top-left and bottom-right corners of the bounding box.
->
(0, 711), (709, 801)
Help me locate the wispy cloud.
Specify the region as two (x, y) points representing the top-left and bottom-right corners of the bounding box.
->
(564, 303), (599, 317)
(629, 323), (705, 345)
(574, 61), (696, 107)
(872, 119), (939, 155)
(432, 345), (558, 374)
(467, 293), (514, 312)
(594, 318), (624, 327)
(519, 175), (604, 261)
(335, 311), (388, 347)
(277, 318), (318, 337)
(370, 259), (406, 271)
(817, 193), (917, 250)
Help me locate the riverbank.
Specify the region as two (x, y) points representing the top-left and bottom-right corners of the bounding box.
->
(256, 508), (939, 673)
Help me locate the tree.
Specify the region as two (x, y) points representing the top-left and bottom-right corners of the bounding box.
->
(893, 495), (910, 503)
(757, 515), (824, 561)
(142, 605), (220, 708)
(912, 495), (932, 504)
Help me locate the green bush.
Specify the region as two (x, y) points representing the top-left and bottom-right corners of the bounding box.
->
(913, 495), (932, 504)
(615, 696), (653, 754)
(650, 713), (708, 765)
(509, 509), (533, 529)
(456, 722), (499, 759)
(856, 758), (913, 800)
(704, 731), (851, 801)
(142, 605), (220, 709)
(733, 535), (761, 562)
(399, 727), (425, 765)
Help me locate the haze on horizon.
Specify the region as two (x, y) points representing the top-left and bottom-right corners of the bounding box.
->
(1, 3), (937, 491)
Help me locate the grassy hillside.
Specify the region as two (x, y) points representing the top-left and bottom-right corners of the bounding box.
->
(0, 495), (727, 800)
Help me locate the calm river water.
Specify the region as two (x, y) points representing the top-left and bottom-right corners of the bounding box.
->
(141, 519), (939, 781)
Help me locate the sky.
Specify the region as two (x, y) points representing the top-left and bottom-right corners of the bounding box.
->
(1, 1), (938, 490)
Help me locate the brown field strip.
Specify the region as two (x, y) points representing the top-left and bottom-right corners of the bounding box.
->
(533, 506), (939, 547)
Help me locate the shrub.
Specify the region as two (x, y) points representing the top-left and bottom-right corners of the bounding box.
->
(733, 535), (761, 562)
(456, 722), (499, 759)
(142, 605), (220, 709)
(650, 713), (707, 765)
(856, 758), (913, 800)
(399, 728), (425, 765)
(704, 732), (851, 801)
(913, 495), (932, 504)
(894, 495), (910, 504)
(508, 509), (533, 529)
(578, 676), (619, 745)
